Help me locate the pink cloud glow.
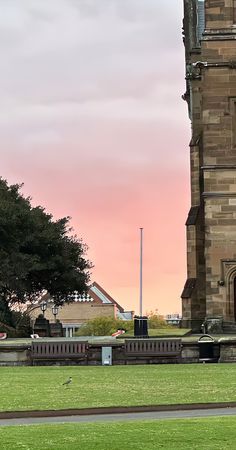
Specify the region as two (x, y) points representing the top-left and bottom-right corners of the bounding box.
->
(0, 0), (190, 314)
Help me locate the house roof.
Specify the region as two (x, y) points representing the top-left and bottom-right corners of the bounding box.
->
(89, 282), (124, 312)
(27, 281), (125, 313)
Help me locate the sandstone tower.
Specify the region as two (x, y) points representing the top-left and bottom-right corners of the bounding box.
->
(181, 0), (236, 330)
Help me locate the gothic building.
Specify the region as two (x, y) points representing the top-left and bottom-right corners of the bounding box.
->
(181, 1), (236, 330)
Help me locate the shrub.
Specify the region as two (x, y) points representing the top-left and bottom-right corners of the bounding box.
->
(147, 311), (171, 329)
(76, 316), (133, 336)
(12, 311), (32, 337)
(0, 307), (32, 338)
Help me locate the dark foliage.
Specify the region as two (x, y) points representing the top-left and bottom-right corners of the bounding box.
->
(0, 177), (92, 326)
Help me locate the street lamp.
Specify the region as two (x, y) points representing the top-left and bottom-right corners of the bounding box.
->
(40, 301), (47, 317)
(52, 305), (59, 323)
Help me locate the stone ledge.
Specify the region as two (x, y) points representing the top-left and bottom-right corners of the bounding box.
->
(1, 402), (236, 420)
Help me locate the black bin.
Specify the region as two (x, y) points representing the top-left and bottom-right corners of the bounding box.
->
(198, 335), (216, 362)
(134, 316), (148, 338)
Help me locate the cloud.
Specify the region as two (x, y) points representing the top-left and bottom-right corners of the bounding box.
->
(0, 0), (188, 313)
(0, 0), (186, 157)
(0, 0), (184, 103)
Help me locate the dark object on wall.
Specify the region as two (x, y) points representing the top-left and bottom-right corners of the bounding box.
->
(49, 322), (63, 338)
(134, 316), (148, 338)
(198, 334), (219, 363)
(34, 314), (50, 337)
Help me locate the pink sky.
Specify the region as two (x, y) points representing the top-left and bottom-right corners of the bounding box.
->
(0, 0), (190, 314)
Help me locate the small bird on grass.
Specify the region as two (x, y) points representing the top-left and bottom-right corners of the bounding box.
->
(62, 376), (72, 387)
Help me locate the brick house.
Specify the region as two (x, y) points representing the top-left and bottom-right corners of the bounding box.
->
(28, 282), (133, 337)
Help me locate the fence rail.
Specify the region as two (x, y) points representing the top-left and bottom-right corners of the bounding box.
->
(125, 339), (182, 360)
(31, 341), (89, 363)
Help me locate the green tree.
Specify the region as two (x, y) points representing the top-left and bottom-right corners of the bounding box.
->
(0, 177), (91, 325)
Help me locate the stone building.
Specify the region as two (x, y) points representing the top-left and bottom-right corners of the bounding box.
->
(181, 0), (236, 330)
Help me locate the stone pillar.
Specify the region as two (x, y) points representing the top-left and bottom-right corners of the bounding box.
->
(49, 322), (63, 338)
(34, 314), (50, 337)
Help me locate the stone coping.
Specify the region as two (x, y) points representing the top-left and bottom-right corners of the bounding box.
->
(183, 335), (236, 344)
(1, 402), (236, 420)
(1, 336), (236, 349)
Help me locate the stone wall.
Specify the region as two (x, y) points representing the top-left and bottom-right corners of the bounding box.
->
(201, 34), (236, 319)
(219, 339), (236, 361)
(182, 0), (236, 327)
(205, 0), (234, 30)
(1, 338), (235, 365)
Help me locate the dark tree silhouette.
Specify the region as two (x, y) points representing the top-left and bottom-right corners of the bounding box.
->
(0, 177), (92, 324)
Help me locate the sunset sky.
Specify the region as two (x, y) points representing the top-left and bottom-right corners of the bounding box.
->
(0, 0), (190, 315)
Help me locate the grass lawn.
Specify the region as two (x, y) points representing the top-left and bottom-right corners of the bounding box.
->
(0, 328), (190, 346)
(0, 417), (235, 449)
(1, 364), (236, 412)
(118, 328), (191, 339)
(148, 328), (190, 337)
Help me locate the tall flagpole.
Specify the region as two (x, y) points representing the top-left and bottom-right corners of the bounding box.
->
(139, 227), (143, 317)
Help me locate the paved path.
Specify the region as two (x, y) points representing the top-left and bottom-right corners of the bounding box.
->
(1, 407), (236, 426)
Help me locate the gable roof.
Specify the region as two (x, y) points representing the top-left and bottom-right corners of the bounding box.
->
(89, 282), (124, 312)
(26, 281), (125, 313)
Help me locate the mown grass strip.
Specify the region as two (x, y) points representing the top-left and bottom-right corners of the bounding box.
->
(0, 417), (235, 450)
(0, 364), (236, 412)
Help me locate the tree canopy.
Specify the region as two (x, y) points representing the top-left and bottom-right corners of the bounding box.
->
(0, 177), (91, 312)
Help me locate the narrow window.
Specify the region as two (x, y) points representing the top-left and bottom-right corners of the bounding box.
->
(197, 0), (205, 45)
(230, 99), (236, 147)
(233, 102), (236, 147)
(234, 1), (236, 24)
